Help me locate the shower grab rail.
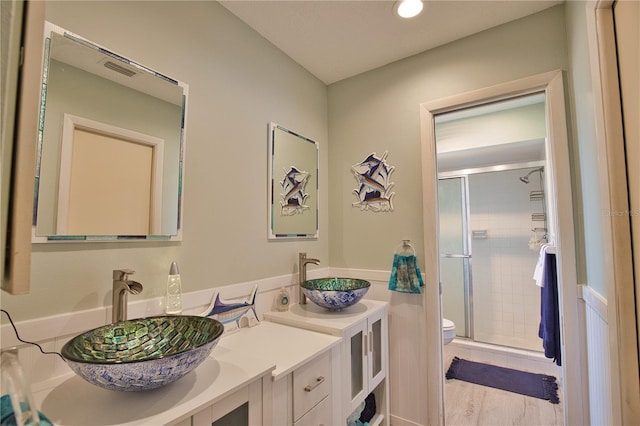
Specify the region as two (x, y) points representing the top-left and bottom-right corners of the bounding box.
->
(440, 254), (471, 258)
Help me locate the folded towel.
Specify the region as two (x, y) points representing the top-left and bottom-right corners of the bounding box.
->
(388, 254), (424, 294)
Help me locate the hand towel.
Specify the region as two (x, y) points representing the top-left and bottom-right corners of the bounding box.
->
(388, 254), (424, 294)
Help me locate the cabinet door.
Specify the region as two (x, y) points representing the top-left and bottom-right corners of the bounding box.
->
(294, 395), (332, 426)
(367, 308), (387, 391)
(348, 320), (368, 412)
(192, 380), (262, 426)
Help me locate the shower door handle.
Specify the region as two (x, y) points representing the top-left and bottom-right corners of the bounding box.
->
(440, 254), (471, 258)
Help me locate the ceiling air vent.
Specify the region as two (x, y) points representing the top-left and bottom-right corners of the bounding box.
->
(103, 61), (137, 77)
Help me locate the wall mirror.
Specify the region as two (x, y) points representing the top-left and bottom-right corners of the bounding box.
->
(268, 122), (318, 239)
(33, 22), (188, 242)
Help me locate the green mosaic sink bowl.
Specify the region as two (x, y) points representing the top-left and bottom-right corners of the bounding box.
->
(61, 315), (223, 391)
(301, 277), (370, 310)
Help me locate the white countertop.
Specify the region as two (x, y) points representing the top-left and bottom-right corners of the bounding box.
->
(220, 321), (341, 381)
(33, 320), (340, 425)
(264, 300), (388, 336)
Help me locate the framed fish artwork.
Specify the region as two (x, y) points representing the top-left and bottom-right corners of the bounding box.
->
(352, 151), (395, 212)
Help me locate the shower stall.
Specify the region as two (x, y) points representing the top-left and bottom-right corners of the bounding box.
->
(438, 163), (547, 351)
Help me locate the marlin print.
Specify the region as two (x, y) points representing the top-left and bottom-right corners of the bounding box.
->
(200, 285), (258, 328)
(280, 166), (310, 216)
(351, 151), (395, 212)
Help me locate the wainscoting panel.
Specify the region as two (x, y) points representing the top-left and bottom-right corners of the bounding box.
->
(582, 285), (611, 425)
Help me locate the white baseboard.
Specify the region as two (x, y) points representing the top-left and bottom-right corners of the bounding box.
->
(390, 414), (424, 426)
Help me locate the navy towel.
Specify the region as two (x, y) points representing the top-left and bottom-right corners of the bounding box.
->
(538, 252), (561, 366)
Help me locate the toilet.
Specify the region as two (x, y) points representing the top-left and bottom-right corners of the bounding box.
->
(442, 318), (456, 345)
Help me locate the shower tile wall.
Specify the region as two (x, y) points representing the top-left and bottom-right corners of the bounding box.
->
(469, 169), (542, 351)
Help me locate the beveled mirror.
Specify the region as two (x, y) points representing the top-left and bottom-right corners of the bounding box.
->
(33, 22), (188, 242)
(268, 122), (318, 239)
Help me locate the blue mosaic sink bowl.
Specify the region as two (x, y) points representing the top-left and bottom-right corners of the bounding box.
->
(61, 315), (223, 392)
(301, 277), (370, 311)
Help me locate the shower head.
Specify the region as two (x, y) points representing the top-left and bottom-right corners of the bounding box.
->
(519, 167), (544, 184)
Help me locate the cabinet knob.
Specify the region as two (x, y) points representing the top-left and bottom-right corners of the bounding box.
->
(304, 376), (325, 392)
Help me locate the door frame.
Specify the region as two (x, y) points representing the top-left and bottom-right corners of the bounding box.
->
(585, 1), (640, 423)
(55, 114), (164, 236)
(420, 69), (586, 425)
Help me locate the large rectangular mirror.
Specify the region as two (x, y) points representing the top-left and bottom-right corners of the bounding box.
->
(33, 22), (188, 242)
(268, 122), (318, 239)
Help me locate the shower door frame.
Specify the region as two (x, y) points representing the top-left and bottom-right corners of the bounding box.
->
(437, 175), (473, 340)
(438, 160), (546, 347)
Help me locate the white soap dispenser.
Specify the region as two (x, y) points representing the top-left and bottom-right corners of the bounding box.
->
(275, 285), (290, 311)
(165, 261), (183, 314)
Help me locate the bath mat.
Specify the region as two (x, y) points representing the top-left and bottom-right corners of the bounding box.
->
(446, 357), (559, 404)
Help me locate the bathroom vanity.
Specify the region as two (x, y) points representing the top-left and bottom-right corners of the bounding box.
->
(265, 299), (390, 426)
(209, 321), (341, 426)
(32, 321), (340, 426)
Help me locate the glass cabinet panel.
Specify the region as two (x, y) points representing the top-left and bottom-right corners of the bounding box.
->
(212, 402), (248, 426)
(371, 318), (382, 378)
(350, 330), (364, 399)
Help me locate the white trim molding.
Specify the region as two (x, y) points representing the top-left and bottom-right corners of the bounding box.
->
(585, 1), (640, 424)
(420, 69), (586, 426)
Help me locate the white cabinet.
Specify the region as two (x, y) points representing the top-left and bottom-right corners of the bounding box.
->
(347, 306), (387, 416)
(294, 394), (332, 426)
(292, 350), (332, 421)
(272, 349), (336, 426)
(170, 379), (264, 426)
(191, 380), (262, 426)
(265, 300), (389, 426)
(215, 322), (340, 426)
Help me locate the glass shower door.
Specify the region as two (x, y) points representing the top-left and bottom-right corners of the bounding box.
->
(438, 177), (472, 338)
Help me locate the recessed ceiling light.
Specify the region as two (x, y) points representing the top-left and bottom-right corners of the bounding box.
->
(395, 0), (424, 19)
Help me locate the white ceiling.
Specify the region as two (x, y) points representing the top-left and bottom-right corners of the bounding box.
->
(219, 0), (563, 85)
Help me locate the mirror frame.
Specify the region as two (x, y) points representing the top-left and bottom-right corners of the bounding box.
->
(1, 1), (45, 294)
(32, 22), (188, 243)
(268, 122), (319, 240)
(420, 70), (582, 425)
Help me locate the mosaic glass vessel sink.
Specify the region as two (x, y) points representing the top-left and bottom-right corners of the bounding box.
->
(61, 315), (223, 392)
(301, 277), (370, 310)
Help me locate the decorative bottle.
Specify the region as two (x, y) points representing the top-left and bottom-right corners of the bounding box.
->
(165, 261), (182, 314)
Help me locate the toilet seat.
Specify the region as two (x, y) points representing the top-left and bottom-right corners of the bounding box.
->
(442, 318), (456, 345)
(442, 318), (455, 331)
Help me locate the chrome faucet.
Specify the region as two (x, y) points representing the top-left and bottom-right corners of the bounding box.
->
(112, 269), (143, 323)
(299, 253), (320, 304)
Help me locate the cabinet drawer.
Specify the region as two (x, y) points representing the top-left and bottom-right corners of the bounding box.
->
(294, 395), (332, 426)
(293, 350), (332, 421)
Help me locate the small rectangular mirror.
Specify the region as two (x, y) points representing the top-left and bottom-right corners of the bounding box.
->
(268, 122), (318, 239)
(33, 22), (188, 242)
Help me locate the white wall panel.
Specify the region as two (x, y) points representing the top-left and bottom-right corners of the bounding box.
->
(583, 285), (611, 426)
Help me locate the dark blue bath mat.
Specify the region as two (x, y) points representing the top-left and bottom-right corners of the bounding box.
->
(446, 357), (559, 404)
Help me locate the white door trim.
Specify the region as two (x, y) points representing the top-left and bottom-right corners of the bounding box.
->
(585, 1), (640, 424)
(57, 114), (164, 235)
(420, 69), (586, 425)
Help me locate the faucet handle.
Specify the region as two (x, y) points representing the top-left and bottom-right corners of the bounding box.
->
(113, 269), (135, 280)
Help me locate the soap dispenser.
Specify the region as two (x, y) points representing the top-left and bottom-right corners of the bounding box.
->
(165, 261), (182, 315)
(275, 285), (290, 311)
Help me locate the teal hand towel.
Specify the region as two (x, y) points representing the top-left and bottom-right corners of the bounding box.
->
(388, 254), (424, 294)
